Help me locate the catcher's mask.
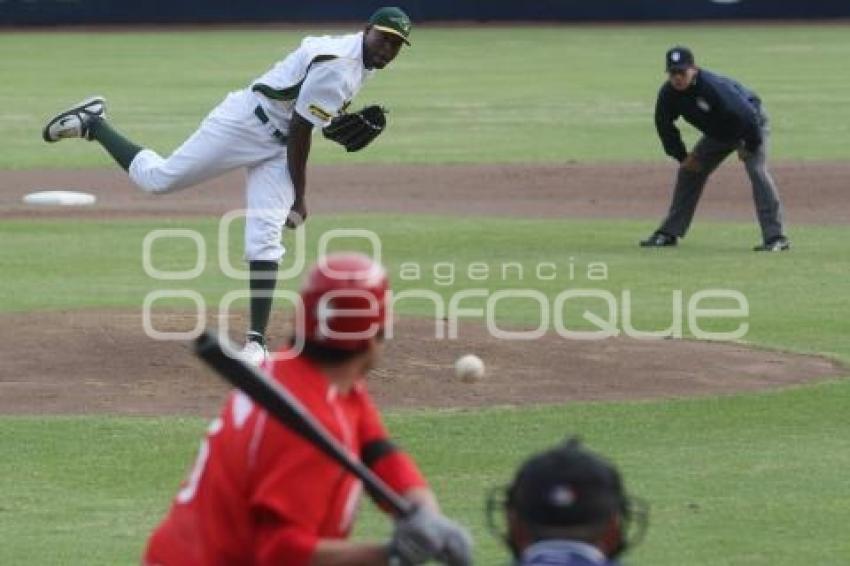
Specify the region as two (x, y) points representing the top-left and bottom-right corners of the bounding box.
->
(485, 437), (648, 561)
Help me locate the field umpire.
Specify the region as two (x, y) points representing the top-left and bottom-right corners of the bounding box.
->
(640, 46), (790, 252)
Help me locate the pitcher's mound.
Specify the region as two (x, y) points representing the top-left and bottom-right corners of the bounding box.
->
(0, 311), (843, 415)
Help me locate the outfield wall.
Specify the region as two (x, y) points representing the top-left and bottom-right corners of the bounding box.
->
(2, 0), (849, 26)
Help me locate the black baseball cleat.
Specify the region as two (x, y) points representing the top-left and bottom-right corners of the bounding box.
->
(753, 235), (790, 252)
(42, 95), (107, 143)
(639, 232), (678, 247)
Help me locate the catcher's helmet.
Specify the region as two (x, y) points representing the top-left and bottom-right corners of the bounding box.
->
(298, 252), (389, 351)
(486, 437), (648, 559)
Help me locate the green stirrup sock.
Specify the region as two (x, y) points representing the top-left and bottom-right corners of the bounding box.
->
(249, 260), (279, 338)
(88, 118), (143, 171)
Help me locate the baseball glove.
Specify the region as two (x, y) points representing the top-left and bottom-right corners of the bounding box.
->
(322, 105), (387, 152)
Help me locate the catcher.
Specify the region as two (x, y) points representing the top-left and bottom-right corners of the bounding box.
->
(42, 7), (407, 365)
(487, 437), (647, 565)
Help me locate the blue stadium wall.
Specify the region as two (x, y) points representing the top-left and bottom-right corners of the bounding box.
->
(2, 0), (848, 26)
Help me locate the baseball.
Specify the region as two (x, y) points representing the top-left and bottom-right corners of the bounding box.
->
(454, 354), (485, 382)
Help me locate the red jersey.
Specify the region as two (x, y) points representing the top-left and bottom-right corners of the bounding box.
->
(145, 352), (427, 566)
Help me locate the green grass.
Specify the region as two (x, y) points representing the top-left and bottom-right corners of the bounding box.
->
(3, 22), (850, 566)
(4, 24), (850, 168)
(2, 214), (848, 562)
(2, 215), (848, 360)
(3, 381), (850, 565)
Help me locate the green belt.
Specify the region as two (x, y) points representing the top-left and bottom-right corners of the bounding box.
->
(254, 105), (287, 144)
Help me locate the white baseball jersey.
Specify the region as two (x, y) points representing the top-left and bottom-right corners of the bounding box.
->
(128, 31), (375, 264)
(252, 31), (375, 132)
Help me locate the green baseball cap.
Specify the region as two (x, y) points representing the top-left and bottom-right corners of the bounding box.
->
(369, 7), (412, 46)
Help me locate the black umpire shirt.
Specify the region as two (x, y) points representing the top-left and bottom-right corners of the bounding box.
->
(655, 68), (764, 162)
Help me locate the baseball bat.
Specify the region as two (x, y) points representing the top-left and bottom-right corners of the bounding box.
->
(194, 329), (414, 518)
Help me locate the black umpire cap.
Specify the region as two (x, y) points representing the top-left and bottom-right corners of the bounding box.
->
(666, 45), (695, 72)
(508, 437), (626, 527)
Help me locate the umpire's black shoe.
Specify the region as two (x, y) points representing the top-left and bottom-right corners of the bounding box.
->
(753, 235), (790, 252)
(639, 232), (678, 247)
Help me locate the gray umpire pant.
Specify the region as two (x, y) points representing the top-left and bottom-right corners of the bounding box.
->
(658, 115), (785, 243)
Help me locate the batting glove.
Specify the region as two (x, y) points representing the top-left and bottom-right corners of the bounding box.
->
(388, 506), (473, 566)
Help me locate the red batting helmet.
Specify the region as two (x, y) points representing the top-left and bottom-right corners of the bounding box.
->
(298, 252), (390, 351)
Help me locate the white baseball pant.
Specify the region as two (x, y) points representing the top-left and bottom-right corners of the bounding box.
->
(129, 89), (294, 263)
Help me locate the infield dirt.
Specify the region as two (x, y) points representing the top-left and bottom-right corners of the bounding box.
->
(1, 161), (847, 415)
(0, 311), (844, 415)
(1, 161), (847, 222)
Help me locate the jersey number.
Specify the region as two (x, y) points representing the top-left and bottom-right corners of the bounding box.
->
(176, 417), (224, 504)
